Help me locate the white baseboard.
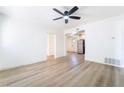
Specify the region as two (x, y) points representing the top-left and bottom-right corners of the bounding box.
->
(85, 59), (124, 68)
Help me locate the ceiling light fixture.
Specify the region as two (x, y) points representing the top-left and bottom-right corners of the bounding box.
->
(64, 16), (69, 19)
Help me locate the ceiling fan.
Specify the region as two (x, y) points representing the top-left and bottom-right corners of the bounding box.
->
(53, 6), (81, 24)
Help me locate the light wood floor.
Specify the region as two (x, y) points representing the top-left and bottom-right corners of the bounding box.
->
(0, 53), (124, 87)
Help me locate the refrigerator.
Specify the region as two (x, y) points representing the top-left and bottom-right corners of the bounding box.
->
(77, 39), (85, 54)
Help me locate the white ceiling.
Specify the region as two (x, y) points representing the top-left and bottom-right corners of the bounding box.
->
(0, 6), (124, 31)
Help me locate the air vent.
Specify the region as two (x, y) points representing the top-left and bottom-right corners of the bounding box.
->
(104, 58), (121, 66)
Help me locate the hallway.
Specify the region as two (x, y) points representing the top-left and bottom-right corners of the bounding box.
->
(0, 53), (124, 87)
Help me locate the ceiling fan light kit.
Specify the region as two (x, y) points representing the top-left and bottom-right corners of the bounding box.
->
(64, 16), (69, 19)
(53, 6), (81, 24)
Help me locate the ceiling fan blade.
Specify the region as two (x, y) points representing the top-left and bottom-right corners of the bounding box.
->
(53, 17), (63, 21)
(53, 8), (64, 15)
(68, 6), (79, 15)
(65, 19), (68, 24)
(69, 16), (81, 20)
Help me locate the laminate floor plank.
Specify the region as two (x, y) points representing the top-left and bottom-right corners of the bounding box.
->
(0, 53), (124, 87)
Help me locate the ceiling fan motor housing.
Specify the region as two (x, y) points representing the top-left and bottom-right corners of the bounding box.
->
(64, 11), (69, 16)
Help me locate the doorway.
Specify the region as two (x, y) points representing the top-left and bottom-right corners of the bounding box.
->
(47, 33), (56, 60)
(65, 30), (85, 55)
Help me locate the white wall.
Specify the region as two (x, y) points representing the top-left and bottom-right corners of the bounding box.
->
(66, 37), (73, 52)
(65, 15), (124, 67)
(56, 31), (65, 58)
(47, 32), (65, 58)
(47, 33), (55, 56)
(0, 15), (6, 66)
(122, 22), (124, 67)
(0, 17), (48, 70)
(0, 17), (65, 70)
(84, 18), (122, 65)
(0, 16), (2, 63)
(0, 7), (67, 70)
(66, 37), (77, 52)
